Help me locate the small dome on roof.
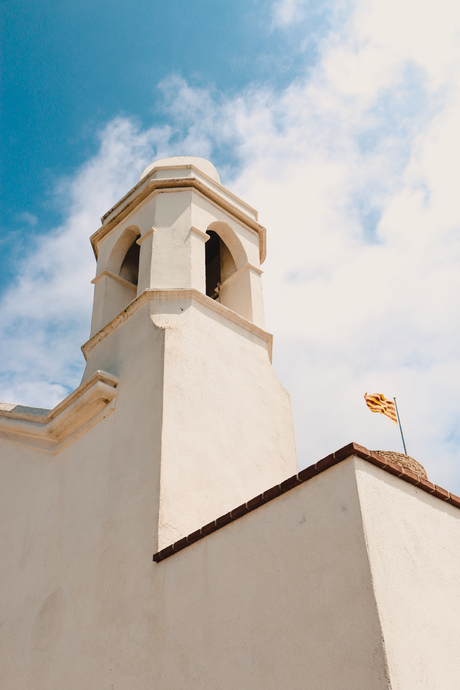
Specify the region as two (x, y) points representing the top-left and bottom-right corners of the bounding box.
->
(139, 156), (220, 183)
(373, 450), (428, 479)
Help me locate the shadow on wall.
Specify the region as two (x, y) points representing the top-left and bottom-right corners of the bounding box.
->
(107, 225), (141, 315)
(205, 221), (253, 322)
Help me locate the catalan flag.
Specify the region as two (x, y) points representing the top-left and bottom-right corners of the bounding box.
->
(364, 393), (398, 424)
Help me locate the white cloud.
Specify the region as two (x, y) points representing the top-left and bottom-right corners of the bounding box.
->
(271, 0), (306, 28)
(2, 0), (460, 492)
(0, 118), (171, 407)
(236, 0), (460, 488)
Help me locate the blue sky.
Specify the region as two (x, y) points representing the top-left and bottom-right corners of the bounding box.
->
(2, 0), (460, 491)
(1, 0), (313, 245)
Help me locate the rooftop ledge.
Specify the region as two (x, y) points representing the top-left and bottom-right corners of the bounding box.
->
(153, 441), (460, 563)
(0, 370), (118, 453)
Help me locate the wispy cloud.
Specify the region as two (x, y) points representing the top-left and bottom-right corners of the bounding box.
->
(15, 212), (38, 227)
(2, 0), (460, 490)
(271, 0), (306, 28)
(0, 118), (171, 406)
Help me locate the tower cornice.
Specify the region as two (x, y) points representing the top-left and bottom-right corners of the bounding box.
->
(81, 287), (274, 361)
(91, 166), (267, 263)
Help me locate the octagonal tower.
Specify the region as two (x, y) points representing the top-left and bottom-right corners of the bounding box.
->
(82, 156), (297, 548)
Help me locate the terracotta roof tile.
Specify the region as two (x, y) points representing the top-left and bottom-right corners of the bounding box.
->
(152, 442), (458, 563)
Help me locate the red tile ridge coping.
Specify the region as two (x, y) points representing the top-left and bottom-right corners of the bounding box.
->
(153, 441), (460, 563)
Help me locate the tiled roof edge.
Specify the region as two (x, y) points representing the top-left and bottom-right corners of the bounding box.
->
(153, 442), (460, 563)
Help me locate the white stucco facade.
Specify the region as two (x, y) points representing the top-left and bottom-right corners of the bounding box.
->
(0, 157), (459, 689)
(356, 461), (460, 689)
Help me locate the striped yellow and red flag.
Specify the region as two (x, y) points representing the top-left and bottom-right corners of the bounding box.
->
(364, 393), (398, 424)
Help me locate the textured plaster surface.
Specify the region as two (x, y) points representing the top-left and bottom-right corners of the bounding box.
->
(0, 456), (391, 689)
(356, 459), (460, 690)
(0, 306), (164, 689)
(157, 296), (296, 547)
(0, 290), (298, 688)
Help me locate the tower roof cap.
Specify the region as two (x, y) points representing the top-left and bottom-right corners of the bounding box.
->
(139, 156), (221, 183)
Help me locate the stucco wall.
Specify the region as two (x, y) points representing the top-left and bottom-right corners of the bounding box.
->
(157, 295), (297, 547)
(3, 438), (458, 688)
(0, 289), (299, 688)
(0, 457), (391, 689)
(148, 459), (391, 690)
(356, 460), (460, 690)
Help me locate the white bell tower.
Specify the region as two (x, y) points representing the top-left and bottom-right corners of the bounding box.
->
(82, 156), (297, 549)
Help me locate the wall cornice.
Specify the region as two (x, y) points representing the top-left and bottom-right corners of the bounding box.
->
(81, 288), (273, 361)
(90, 173), (267, 263)
(0, 370), (118, 453)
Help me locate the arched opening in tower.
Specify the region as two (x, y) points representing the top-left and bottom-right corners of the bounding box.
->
(205, 231), (221, 299)
(205, 229), (238, 303)
(120, 239), (140, 286)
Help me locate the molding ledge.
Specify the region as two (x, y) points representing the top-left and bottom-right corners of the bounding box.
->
(220, 262), (263, 291)
(91, 270), (137, 290)
(0, 370), (118, 453)
(81, 288), (273, 361)
(91, 175), (267, 264)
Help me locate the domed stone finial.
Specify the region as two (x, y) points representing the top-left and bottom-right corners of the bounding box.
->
(139, 156), (221, 183)
(373, 450), (428, 479)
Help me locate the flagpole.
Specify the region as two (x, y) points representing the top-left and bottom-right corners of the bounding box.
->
(393, 397), (407, 455)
